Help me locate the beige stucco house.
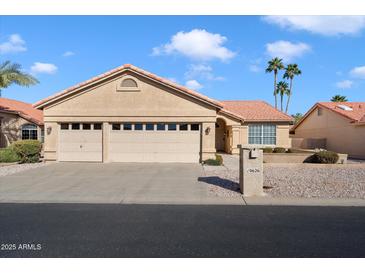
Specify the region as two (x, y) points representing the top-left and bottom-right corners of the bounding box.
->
(0, 98), (44, 147)
(291, 102), (365, 159)
(33, 64), (293, 163)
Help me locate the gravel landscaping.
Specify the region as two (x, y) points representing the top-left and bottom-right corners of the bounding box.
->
(0, 162), (48, 177)
(203, 157), (365, 199)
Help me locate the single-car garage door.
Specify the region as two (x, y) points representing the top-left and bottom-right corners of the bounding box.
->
(109, 123), (201, 163)
(59, 123), (103, 162)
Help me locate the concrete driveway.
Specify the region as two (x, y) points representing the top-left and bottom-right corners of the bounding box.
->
(0, 163), (244, 204)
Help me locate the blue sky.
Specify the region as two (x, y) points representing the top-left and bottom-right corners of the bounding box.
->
(0, 16), (365, 114)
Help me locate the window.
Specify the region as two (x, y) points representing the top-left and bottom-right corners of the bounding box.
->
(61, 123), (69, 130)
(145, 123), (154, 131)
(93, 123), (102, 130)
(134, 123), (143, 130)
(168, 124), (177, 131)
(123, 123), (132, 130)
(112, 123), (120, 130)
(317, 108), (323, 116)
(191, 124), (200, 131)
(248, 124), (276, 145)
(121, 78), (138, 88)
(22, 124), (38, 140)
(82, 123), (91, 130)
(72, 123), (80, 130)
(157, 123), (165, 131)
(179, 124), (188, 131)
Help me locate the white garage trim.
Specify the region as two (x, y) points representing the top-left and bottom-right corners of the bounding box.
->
(58, 123), (103, 162)
(108, 123), (201, 163)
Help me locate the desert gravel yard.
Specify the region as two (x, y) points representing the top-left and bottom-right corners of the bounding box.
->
(203, 161), (365, 199)
(0, 162), (48, 177)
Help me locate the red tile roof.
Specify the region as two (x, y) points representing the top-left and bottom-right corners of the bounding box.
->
(317, 102), (365, 122)
(0, 98), (43, 125)
(33, 64), (223, 109)
(220, 100), (294, 122)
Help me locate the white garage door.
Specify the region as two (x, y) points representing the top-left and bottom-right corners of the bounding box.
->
(59, 123), (103, 162)
(109, 123), (201, 163)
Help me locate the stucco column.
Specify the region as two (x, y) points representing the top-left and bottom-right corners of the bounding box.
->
(43, 122), (58, 162)
(230, 125), (241, 154)
(201, 122), (216, 161)
(102, 122), (110, 163)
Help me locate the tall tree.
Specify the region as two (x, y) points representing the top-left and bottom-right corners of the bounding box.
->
(292, 113), (303, 125)
(0, 61), (39, 97)
(283, 63), (302, 114)
(266, 57), (284, 109)
(331, 95), (348, 102)
(277, 81), (289, 112)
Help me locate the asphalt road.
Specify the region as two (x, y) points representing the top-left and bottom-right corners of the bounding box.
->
(0, 203), (365, 257)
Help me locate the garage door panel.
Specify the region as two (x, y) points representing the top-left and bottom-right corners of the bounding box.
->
(109, 124), (200, 163)
(59, 125), (102, 162)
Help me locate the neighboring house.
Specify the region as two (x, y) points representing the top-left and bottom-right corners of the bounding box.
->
(291, 102), (365, 159)
(33, 64), (293, 163)
(0, 98), (44, 148)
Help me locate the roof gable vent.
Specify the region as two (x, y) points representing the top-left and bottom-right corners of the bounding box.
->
(337, 104), (353, 111)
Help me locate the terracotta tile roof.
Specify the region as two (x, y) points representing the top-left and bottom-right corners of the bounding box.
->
(220, 100), (294, 122)
(33, 64), (223, 109)
(317, 102), (365, 122)
(0, 98), (43, 125)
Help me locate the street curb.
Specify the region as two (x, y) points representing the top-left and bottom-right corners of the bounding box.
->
(243, 197), (365, 207)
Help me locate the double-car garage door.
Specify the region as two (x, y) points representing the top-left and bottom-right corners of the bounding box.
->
(58, 122), (201, 163)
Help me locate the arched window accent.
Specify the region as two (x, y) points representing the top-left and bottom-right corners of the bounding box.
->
(117, 76), (140, 92)
(121, 78), (138, 88)
(21, 124), (38, 140)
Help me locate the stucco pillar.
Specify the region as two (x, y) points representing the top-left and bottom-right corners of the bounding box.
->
(102, 122), (110, 163)
(231, 125), (241, 154)
(44, 122), (58, 162)
(201, 122), (216, 161)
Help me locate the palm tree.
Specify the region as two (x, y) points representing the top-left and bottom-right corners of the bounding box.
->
(276, 81), (289, 112)
(331, 95), (348, 102)
(266, 57), (284, 109)
(0, 61), (39, 97)
(283, 63), (302, 114)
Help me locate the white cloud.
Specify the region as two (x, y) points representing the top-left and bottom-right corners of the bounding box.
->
(30, 62), (58, 75)
(185, 64), (224, 81)
(336, 80), (353, 89)
(263, 16), (365, 36)
(167, 77), (178, 83)
(185, 79), (203, 90)
(265, 40), (311, 62)
(350, 66), (365, 79)
(63, 51), (75, 57)
(0, 34), (27, 54)
(249, 64), (261, 73)
(152, 29), (235, 62)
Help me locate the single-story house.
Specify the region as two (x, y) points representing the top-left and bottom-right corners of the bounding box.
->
(0, 98), (44, 147)
(291, 102), (365, 159)
(33, 64), (293, 163)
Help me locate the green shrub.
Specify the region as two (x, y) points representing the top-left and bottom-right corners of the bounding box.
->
(304, 151), (339, 164)
(10, 140), (42, 163)
(273, 147), (286, 153)
(204, 154), (223, 166)
(262, 147), (274, 153)
(0, 148), (20, 162)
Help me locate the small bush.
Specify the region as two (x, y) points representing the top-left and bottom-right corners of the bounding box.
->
(304, 151), (339, 164)
(0, 148), (20, 162)
(10, 140), (42, 163)
(262, 147), (274, 153)
(273, 147), (286, 153)
(204, 154), (223, 166)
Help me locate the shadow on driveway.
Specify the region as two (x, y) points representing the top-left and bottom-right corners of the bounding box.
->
(198, 176), (240, 193)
